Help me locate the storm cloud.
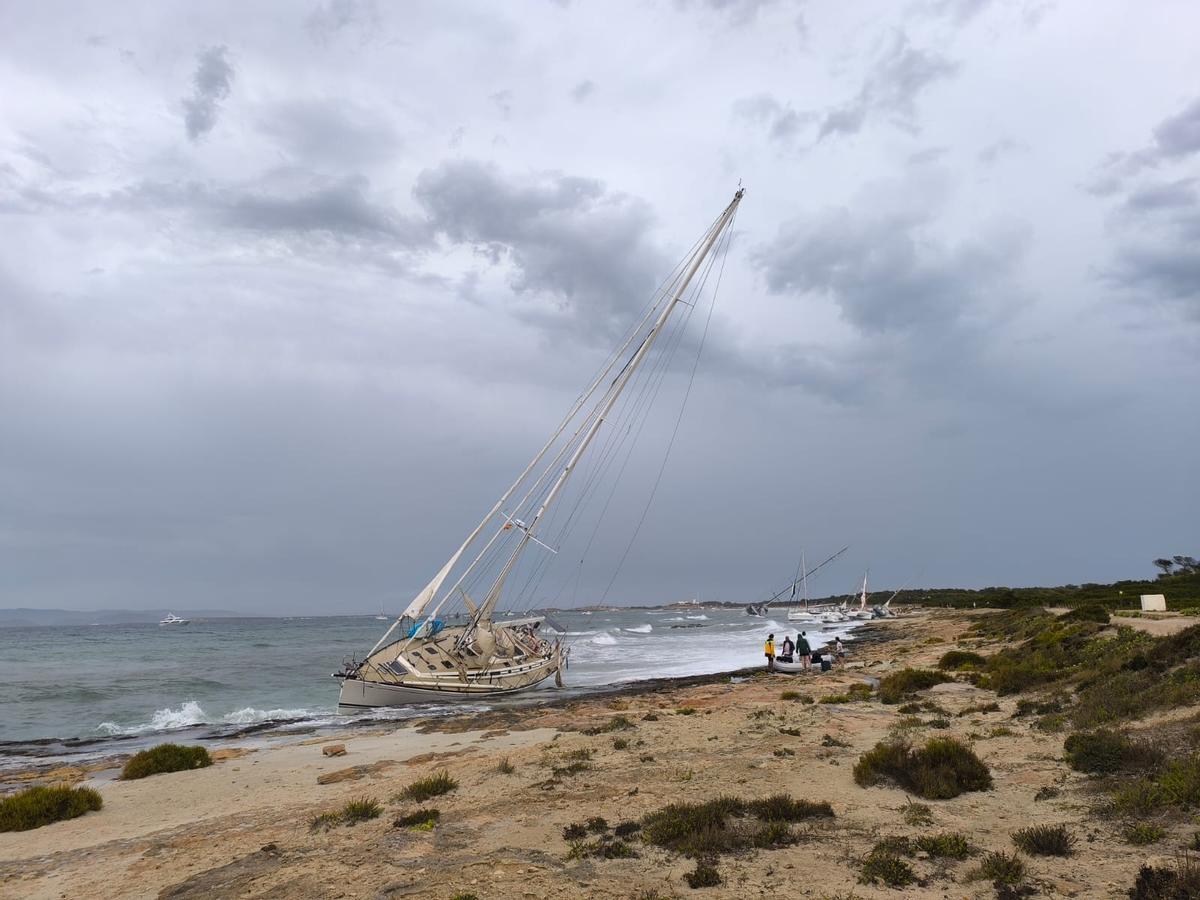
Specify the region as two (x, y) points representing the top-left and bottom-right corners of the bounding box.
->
(181, 46), (235, 141)
(1, 1), (1198, 614)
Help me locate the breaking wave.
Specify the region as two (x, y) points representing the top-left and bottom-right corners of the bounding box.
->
(625, 624), (652, 634)
(96, 701), (317, 736)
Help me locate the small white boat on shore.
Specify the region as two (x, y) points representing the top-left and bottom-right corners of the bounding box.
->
(159, 613), (189, 625)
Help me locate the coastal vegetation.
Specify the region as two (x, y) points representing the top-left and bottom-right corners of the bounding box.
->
(0, 784), (102, 832)
(309, 797), (382, 831)
(853, 737), (992, 799)
(121, 743), (211, 780)
(1011, 824), (1075, 856)
(393, 808), (439, 830)
(397, 770), (458, 802)
(877, 669), (952, 703)
(639, 793), (832, 858)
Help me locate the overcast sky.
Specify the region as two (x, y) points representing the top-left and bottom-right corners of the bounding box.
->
(2, 0), (1198, 614)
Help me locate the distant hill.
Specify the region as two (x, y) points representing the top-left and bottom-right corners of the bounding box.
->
(0, 608), (243, 627)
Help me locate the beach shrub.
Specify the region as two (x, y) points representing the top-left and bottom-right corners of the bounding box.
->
(915, 831), (973, 859)
(820, 694), (853, 704)
(641, 794), (831, 857)
(0, 784), (103, 832)
(1124, 822), (1165, 845)
(901, 799), (933, 826)
(310, 797), (381, 830)
(1034, 786), (1061, 801)
(676, 707), (697, 716)
(339, 797), (382, 825)
(552, 761), (592, 777)
(1011, 824), (1075, 856)
(585, 816), (608, 833)
(121, 743), (211, 780)
(859, 843), (915, 887)
(398, 770), (458, 802)
(684, 859), (721, 888)
(393, 807), (439, 830)
(848, 682), (874, 698)
(878, 669), (953, 704)
(822, 734), (851, 748)
(958, 701), (1002, 717)
(642, 712), (659, 721)
(747, 794), (833, 822)
(1060, 603), (1110, 624)
(1112, 754), (1200, 815)
(1130, 857), (1200, 899)
(583, 715), (635, 735)
(977, 851), (1025, 885)
(614, 820), (641, 838)
(1064, 729), (1160, 774)
(563, 822), (587, 840)
(780, 690), (801, 700)
(853, 737), (992, 799)
(938, 650), (986, 670)
(496, 757), (515, 774)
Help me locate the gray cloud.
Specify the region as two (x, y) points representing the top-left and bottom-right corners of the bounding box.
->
(818, 32), (959, 140)
(256, 99), (401, 168)
(414, 161), (665, 338)
(570, 80), (596, 103)
(733, 94), (813, 145)
(1092, 96), (1200, 192)
(305, 0), (380, 44)
(676, 0), (778, 26)
(181, 46), (235, 141)
(754, 204), (1025, 335)
(978, 138), (1025, 165)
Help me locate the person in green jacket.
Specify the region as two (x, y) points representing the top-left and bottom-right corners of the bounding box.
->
(796, 632), (811, 671)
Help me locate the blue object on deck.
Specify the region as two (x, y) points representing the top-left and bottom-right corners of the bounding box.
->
(406, 618), (445, 639)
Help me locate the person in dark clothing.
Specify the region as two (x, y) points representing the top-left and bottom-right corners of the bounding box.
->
(796, 632), (811, 671)
(780, 636), (795, 662)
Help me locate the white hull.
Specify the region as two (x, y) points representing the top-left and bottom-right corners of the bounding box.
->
(336, 661), (557, 711)
(787, 611), (819, 622)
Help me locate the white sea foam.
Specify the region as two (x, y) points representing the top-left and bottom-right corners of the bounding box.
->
(222, 706), (313, 726)
(625, 624), (652, 634)
(685, 614), (708, 620)
(590, 632), (619, 646)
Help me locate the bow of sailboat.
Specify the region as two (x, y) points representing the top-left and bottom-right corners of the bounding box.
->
(336, 189), (744, 710)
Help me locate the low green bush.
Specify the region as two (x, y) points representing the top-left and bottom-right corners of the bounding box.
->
(1064, 729), (1159, 774)
(684, 859), (721, 888)
(853, 737), (992, 799)
(976, 850), (1025, 885)
(859, 843), (915, 887)
(1129, 857), (1200, 899)
(938, 650), (986, 670)
(914, 831), (973, 859)
(1059, 603), (1110, 624)
(0, 784), (103, 832)
(121, 743), (211, 780)
(1124, 822), (1165, 845)
(310, 797), (382, 830)
(878, 669), (953, 704)
(1011, 824), (1075, 856)
(398, 770), (458, 802)
(640, 793), (831, 857)
(393, 807), (439, 830)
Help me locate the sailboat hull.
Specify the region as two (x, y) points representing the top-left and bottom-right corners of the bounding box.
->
(336, 672), (554, 715)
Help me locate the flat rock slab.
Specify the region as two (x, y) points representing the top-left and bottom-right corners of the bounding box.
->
(158, 845), (284, 899)
(322, 743), (347, 757)
(316, 759), (397, 784)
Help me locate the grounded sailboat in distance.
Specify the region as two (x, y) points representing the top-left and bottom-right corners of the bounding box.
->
(335, 189), (745, 710)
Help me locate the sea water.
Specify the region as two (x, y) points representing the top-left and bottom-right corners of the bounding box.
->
(0, 608), (862, 768)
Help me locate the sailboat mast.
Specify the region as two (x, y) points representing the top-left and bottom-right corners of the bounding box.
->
(474, 189), (744, 624)
(801, 549), (808, 608)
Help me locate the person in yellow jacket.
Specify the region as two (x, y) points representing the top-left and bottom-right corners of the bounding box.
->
(764, 633), (776, 672)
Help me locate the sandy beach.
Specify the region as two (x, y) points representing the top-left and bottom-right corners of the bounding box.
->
(1, 608), (1193, 899)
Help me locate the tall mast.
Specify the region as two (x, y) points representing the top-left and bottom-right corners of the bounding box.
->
(801, 549), (808, 608)
(474, 189), (744, 625)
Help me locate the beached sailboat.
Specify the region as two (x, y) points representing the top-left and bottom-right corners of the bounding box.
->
(334, 189), (744, 710)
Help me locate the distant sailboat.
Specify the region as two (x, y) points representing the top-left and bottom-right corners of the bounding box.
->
(375, 603), (388, 621)
(335, 189), (744, 709)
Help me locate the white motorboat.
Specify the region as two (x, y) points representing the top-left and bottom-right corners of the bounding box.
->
(159, 613), (189, 625)
(335, 190), (745, 710)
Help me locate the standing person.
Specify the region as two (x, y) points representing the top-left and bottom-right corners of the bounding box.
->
(796, 631), (811, 672)
(764, 634), (776, 672)
(835, 636), (845, 667)
(780, 635), (795, 662)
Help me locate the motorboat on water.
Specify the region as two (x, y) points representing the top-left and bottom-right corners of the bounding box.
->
(335, 190), (745, 710)
(159, 613), (189, 625)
